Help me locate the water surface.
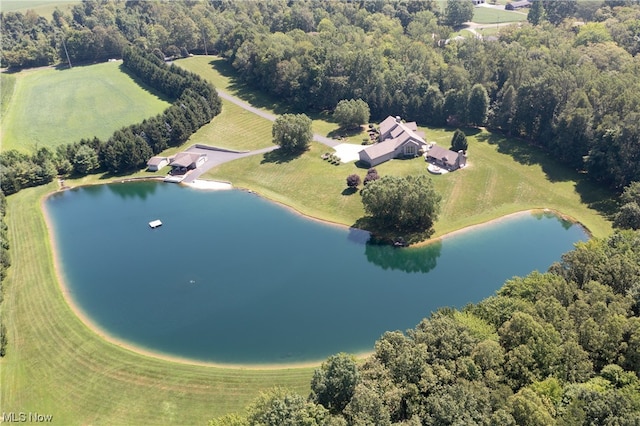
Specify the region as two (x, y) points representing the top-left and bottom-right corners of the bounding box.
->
(46, 182), (588, 364)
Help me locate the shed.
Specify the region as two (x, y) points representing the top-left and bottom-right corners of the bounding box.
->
(147, 156), (168, 171)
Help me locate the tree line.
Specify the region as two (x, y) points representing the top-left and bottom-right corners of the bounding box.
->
(210, 230), (640, 425)
(0, 46), (221, 194)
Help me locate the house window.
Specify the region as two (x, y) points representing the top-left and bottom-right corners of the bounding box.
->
(405, 145), (416, 156)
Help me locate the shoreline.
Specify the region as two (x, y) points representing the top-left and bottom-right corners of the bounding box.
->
(41, 180), (588, 370)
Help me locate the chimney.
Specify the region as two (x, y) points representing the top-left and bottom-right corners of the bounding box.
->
(395, 116), (401, 123)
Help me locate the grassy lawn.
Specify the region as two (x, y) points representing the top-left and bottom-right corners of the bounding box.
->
(0, 1), (81, 19)
(0, 183), (314, 424)
(189, 99), (274, 151)
(1, 62), (170, 153)
(473, 7), (528, 24)
(1, 73), (16, 118)
(204, 128), (614, 240)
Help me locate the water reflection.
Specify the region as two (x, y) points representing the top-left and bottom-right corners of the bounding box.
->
(365, 240), (443, 273)
(532, 210), (574, 230)
(106, 180), (158, 200)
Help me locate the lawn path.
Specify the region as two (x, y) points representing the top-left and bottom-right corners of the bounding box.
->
(217, 90), (340, 148)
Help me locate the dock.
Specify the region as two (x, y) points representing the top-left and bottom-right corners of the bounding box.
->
(149, 220), (162, 229)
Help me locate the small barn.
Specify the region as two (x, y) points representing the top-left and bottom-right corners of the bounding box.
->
(147, 156), (168, 171)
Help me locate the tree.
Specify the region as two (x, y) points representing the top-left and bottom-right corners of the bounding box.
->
(467, 84), (489, 127)
(334, 99), (370, 130)
(614, 182), (640, 230)
(363, 168), (380, 186)
(272, 113), (313, 154)
(246, 388), (328, 426)
(451, 129), (468, 152)
(346, 174), (361, 189)
(444, 0), (474, 28)
(310, 353), (360, 414)
(527, 0), (545, 25)
(361, 175), (442, 233)
(73, 144), (99, 175)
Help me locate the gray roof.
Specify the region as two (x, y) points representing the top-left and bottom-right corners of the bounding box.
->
(426, 145), (459, 166)
(171, 152), (205, 168)
(147, 156), (167, 166)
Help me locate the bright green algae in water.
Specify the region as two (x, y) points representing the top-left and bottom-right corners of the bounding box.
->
(46, 181), (588, 364)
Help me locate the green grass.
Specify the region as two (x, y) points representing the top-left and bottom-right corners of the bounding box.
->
(204, 128), (614, 239)
(1, 73), (16, 119)
(1, 62), (171, 152)
(189, 99), (274, 151)
(472, 7), (528, 24)
(0, 1), (81, 19)
(0, 183), (314, 424)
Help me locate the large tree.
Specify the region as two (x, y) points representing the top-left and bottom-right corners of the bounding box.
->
(333, 99), (370, 130)
(361, 175), (442, 233)
(310, 353), (360, 414)
(444, 0), (474, 28)
(272, 113), (313, 154)
(467, 84), (489, 127)
(451, 129), (469, 152)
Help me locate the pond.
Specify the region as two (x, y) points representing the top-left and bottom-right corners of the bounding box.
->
(46, 181), (588, 365)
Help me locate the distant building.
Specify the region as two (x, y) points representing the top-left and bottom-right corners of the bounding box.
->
(146, 156), (168, 171)
(472, 0), (486, 5)
(506, 0), (531, 10)
(359, 116), (428, 167)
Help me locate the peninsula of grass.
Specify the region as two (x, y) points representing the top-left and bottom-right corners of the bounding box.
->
(204, 130), (614, 240)
(0, 183), (314, 424)
(1, 61), (171, 152)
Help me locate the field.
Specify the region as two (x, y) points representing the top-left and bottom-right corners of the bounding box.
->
(472, 6), (528, 24)
(1, 61), (170, 152)
(0, 1), (81, 19)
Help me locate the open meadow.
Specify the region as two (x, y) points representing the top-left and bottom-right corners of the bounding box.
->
(1, 61), (170, 152)
(0, 1), (81, 19)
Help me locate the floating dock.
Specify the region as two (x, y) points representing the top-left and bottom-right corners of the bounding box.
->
(149, 220), (162, 229)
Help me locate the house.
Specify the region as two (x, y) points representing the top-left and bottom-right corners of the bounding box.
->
(359, 116), (428, 167)
(505, 0), (530, 10)
(472, 0), (486, 5)
(425, 145), (467, 171)
(146, 156), (168, 171)
(169, 152), (207, 174)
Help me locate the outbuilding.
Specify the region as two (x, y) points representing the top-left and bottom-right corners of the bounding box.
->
(147, 156), (168, 171)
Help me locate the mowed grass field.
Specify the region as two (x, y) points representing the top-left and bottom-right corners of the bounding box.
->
(0, 1), (81, 19)
(0, 183), (314, 424)
(1, 61), (170, 152)
(472, 6), (528, 24)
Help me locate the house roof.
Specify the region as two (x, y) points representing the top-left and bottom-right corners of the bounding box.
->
(362, 116), (427, 163)
(426, 145), (460, 166)
(171, 152), (205, 168)
(147, 156), (167, 166)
